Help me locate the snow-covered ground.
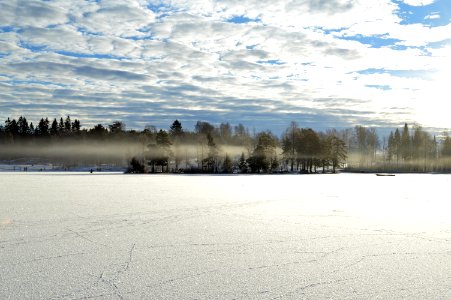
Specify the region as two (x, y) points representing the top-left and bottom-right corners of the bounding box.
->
(1, 173), (451, 299)
(0, 163), (125, 172)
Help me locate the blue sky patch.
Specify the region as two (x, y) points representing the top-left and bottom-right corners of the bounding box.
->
(357, 68), (430, 79)
(427, 38), (451, 48)
(18, 41), (47, 52)
(55, 51), (127, 60)
(226, 16), (261, 24)
(246, 44), (258, 50)
(76, 27), (102, 36)
(257, 59), (285, 65)
(8, 79), (66, 87)
(393, 0), (451, 27)
(0, 26), (16, 33)
(338, 34), (402, 48)
(147, 3), (170, 13)
(147, 2), (174, 18)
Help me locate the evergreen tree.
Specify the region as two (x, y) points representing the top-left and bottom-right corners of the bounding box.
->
(238, 152), (247, 173)
(170, 120), (183, 170)
(64, 116), (72, 134)
(401, 123), (411, 161)
(156, 129), (171, 148)
(387, 131), (394, 162)
(109, 121), (125, 134)
(72, 119), (81, 133)
(170, 120), (183, 136)
(4, 118), (11, 133)
(5, 118), (19, 136)
(17, 116), (30, 136)
(50, 118), (58, 136)
(431, 135), (438, 160)
(147, 130), (172, 173)
(394, 128), (401, 163)
(222, 153), (233, 173)
(89, 124), (108, 139)
(442, 134), (451, 157)
(412, 125), (424, 160)
(37, 118), (49, 136)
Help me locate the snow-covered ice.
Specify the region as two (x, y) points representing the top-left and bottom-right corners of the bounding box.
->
(1, 173), (451, 299)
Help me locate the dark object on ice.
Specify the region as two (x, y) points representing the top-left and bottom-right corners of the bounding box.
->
(90, 169), (93, 174)
(376, 173), (395, 176)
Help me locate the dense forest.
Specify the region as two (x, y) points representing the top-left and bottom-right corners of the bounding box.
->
(1, 116), (451, 173)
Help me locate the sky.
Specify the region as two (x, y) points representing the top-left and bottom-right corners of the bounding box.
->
(0, 0), (450, 134)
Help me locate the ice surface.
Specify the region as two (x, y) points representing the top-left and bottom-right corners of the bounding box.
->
(1, 173), (451, 299)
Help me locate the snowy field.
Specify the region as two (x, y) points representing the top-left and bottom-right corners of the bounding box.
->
(1, 173), (451, 299)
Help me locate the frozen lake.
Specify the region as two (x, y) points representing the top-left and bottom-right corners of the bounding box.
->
(1, 173), (451, 299)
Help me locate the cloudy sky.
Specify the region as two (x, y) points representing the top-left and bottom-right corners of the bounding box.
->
(0, 0), (450, 133)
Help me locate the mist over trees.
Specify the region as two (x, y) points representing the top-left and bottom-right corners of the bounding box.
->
(1, 115), (451, 173)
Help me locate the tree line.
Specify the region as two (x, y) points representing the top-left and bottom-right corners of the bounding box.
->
(2, 116), (81, 138)
(0, 116), (347, 173)
(2, 115), (451, 173)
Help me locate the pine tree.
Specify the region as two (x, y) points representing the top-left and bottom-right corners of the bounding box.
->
(72, 119), (81, 134)
(18, 116), (30, 136)
(170, 120), (183, 136)
(203, 133), (218, 173)
(50, 118), (58, 136)
(442, 135), (451, 157)
(238, 152), (247, 173)
(401, 123), (411, 161)
(387, 131), (394, 162)
(170, 120), (183, 170)
(148, 129), (172, 172)
(394, 128), (401, 163)
(222, 153), (233, 173)
(58, 117), (64, 134)
(37, 118), (49, 136)
(64, 116), (72, 134)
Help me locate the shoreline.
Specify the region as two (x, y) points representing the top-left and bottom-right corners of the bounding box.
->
(2, 168), (451, 175)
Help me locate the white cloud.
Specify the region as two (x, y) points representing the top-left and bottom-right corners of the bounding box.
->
(425, 13), (440, 20)
(0, 0), (68, 27)
(76, 2), (156, 37)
